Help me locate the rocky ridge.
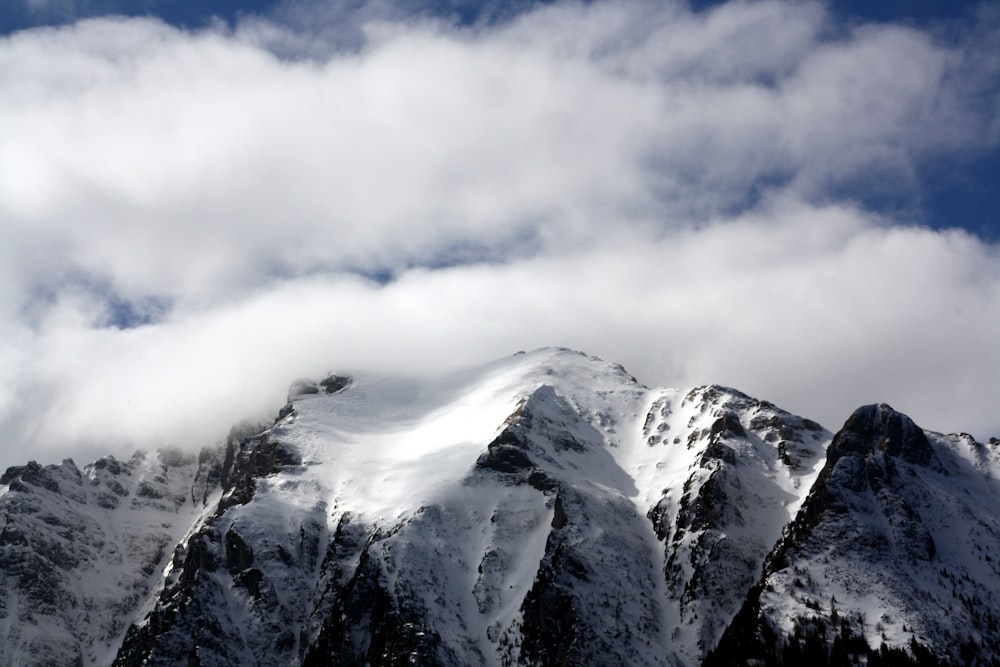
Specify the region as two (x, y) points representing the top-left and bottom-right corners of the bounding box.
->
(1, 348), (998, 666)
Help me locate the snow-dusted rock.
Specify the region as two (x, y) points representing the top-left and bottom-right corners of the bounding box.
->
(2, 349), (998, 666)
(0, 449), (219, 665)
(709, 403), (1000, 666)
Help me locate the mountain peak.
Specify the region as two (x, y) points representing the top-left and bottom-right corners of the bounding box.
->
(2, 351), (998, 666)
(832, 402), (935, 466)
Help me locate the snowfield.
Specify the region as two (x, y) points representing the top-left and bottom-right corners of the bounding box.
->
(1, 348), (997, 666)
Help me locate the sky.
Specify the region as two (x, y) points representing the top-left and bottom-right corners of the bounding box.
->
(1, 0), (998, 471)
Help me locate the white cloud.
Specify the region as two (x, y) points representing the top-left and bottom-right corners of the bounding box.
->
(0, 1), (998, 470)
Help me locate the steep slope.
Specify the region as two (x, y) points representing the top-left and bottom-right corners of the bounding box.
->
(638, 385), (828, 664)
(708, 404), (1000, 666)
(0, 448), (222, 665)
(108, 348), (831, 666)
(3, 348), (997, 666)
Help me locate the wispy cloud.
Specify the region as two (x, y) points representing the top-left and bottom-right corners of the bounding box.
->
(1, 0), (998, 469)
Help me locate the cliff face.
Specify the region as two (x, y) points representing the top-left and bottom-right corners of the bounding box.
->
(708, 404), (1000, 666)
(0, 449), (219, 666)
(1, 349), (998, 666)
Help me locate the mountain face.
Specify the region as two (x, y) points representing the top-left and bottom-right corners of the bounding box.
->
(707, 404), (1000, 666)
(1, 348), (998, 666)
(0, 448), (220, 665)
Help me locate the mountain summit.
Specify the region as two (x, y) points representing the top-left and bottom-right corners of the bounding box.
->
(1, 348), (997, 666)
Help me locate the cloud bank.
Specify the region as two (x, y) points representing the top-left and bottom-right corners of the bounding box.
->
(1, 0), (998, 470)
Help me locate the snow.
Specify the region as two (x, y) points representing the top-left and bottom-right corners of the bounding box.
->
(756, 421), (1000, 663)
(203, 348), (831, 665)
(9, 347), (995, 666)
(0, 449), (220, 666)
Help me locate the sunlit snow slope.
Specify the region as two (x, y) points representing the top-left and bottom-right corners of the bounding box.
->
(109, 348), (832, 666)
(2, 348), (998, 666)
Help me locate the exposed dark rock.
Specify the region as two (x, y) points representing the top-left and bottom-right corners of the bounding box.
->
(676, 471), (736, 534)
(192, 446), (225, 506)
(319, 375), (352, 394)
(551, 494), (568, 529)
(790, 404), (939, 545)
(476, 429), (534, 474)
(831, 404), (935, 467)
(0, 461), (61, 493)
(647, 495), (672, 542)
(275, 402), (296, 423)
(225, 529), (254, 574)
(92, 456), (124, 475)
(527, 469), (559, 493)
(95, 492), (120, 509)
(551, 433), (586, 452)
(304, 536), (443, 666)
(701, 441), (737, 466)
(710, 411), (746, 440)
(1, 452), (207, 667)
(234, 568), (265, 600)
(217, 435), (302, 512)
(802, 418), (824, 432)
(516, 541), (579, 667)
(709, 403), (963, 664)
(136, 481), (163, 499)
(5, 360), (996, 667)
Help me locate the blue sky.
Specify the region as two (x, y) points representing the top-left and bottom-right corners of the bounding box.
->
(0, 0), (989, 27)
(0, 0), (998, 470)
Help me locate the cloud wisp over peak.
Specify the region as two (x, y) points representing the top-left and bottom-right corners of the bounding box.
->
(1, 0), (998, 470)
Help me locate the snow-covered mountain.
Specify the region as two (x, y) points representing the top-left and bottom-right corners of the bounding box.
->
(1, 348), (997, 666)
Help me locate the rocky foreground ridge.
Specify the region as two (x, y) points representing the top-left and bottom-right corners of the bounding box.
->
(1, 348), (998, 666)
